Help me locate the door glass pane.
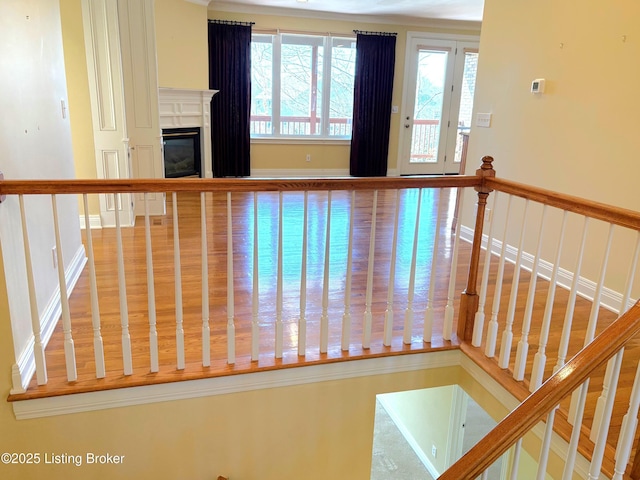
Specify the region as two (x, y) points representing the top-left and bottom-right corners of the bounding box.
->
(410, 49), (448, 164)
(454, 51), (479, 164)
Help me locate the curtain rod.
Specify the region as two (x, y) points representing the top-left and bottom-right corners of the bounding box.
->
(209, 19), (255, 26)
(353, 30), (397, 36)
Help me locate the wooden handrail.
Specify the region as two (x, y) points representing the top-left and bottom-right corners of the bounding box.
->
(487, 177), (640, 231)
(0, 175), (481, 195)
(439, 301), (640, 479)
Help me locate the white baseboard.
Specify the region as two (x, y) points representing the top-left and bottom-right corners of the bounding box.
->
(79, 214), (102, 230)
(12, 350), (460, 419)
(377, 394), (441, 478)
(251, 168), (350, 177)
(11, 245), (87, 393)
(459, 225), (629, 315)
(251, 168), (399, 178)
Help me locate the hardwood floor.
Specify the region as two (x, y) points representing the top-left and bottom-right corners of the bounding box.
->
(20, 188), (464, 397)
(11, 186), (640, 474)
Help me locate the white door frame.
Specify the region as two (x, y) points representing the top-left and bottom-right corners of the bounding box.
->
(397, 31), (480, 176)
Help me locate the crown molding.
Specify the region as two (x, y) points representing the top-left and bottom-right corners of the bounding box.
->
(210, 1), (481, 32)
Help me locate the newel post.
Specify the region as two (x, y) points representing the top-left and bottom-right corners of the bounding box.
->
(457, 156), (495, 341)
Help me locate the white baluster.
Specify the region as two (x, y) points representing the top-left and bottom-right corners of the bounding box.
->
(499, 199), (529, 369)
(612, 358), (640, 480)
(143, 193), (158, 373)
(320, 191), (332, 353)
(562, 380), (590, 480)
(444, 187), (466, 339)
(530, 211), (568, 391)
(363, 190), (378, 349)
(570, 223), (613, 429)
(587, 350), (623, 480)
(52, 195), (78, 381)
(485, 195), (513, 358)
(201, 192), (211, 367)
(383, 190), (400, 346)
(342, 191), (355, 351)
(536, 408), (557, 480)
(472, 192), (498, 347)
(509, 439), (522, 480)
(425, 188), (447, 342)
(555, 217), (590, 372)
(172, 192), (185, 370)
(251, 192), (259, 362)
(19, 195), (48, 385)
(276, 192), (284, 358)
(83, 194), (105, 378)
(299, 191), (308, 356)
(514, 204), (547, 380)
(226, 192), (236, 364)
(589, 226), (638, 439)
(404, 188), (423, 345)
(443, 188), (465, 341)
(113, 194), (132, 375)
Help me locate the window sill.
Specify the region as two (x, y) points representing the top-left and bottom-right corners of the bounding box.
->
(251, 137), (351, 146)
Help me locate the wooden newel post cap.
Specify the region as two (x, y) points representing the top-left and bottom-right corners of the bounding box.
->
(475, 156), (495, 194)
(0, 171), (5, 204)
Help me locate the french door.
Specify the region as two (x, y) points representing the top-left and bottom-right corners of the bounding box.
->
(398, 34), (479, 175)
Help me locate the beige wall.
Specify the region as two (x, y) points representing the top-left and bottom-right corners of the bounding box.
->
(59, 0), (208, 216)
(210, 9), (479, 173)
(59, 0), (100, 216)
(379, 385), (457, 474)
(155, 0), (209, 90)
(464, 0), (640, 298)
(0, 355), (460, 479)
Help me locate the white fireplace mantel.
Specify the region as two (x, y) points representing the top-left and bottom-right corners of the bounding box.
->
(158, 88), (218, 178)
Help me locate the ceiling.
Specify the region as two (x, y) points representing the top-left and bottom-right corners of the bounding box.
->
(210, 0), (484, 24)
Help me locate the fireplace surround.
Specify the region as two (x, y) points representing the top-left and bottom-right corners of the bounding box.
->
(158, 88), (217, 178)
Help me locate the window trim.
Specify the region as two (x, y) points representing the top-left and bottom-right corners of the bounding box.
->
(250, 31), (356, 141)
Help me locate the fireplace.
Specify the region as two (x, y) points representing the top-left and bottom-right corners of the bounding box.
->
(162, 127), (201, 178)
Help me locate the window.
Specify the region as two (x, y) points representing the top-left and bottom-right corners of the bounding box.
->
(251, 33), (356, 139)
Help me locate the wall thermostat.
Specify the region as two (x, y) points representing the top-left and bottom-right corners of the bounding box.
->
(531, 78), (546, 94)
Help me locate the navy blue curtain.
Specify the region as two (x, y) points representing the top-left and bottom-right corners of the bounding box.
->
(349, 33), (397, 177)
(208, 21), (251, 177)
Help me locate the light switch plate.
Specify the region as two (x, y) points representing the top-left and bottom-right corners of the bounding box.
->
(476, 113), (492, 128)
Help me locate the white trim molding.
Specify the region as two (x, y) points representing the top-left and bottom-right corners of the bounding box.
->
(158, 88), (218, 179)
(459, 225), (630, 315)
(79, 214), (102, 230)
(12, 351), (459, 419)
(11, 245), (87, 394)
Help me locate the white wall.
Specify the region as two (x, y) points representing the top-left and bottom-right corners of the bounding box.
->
(0, 0), (83, 382)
